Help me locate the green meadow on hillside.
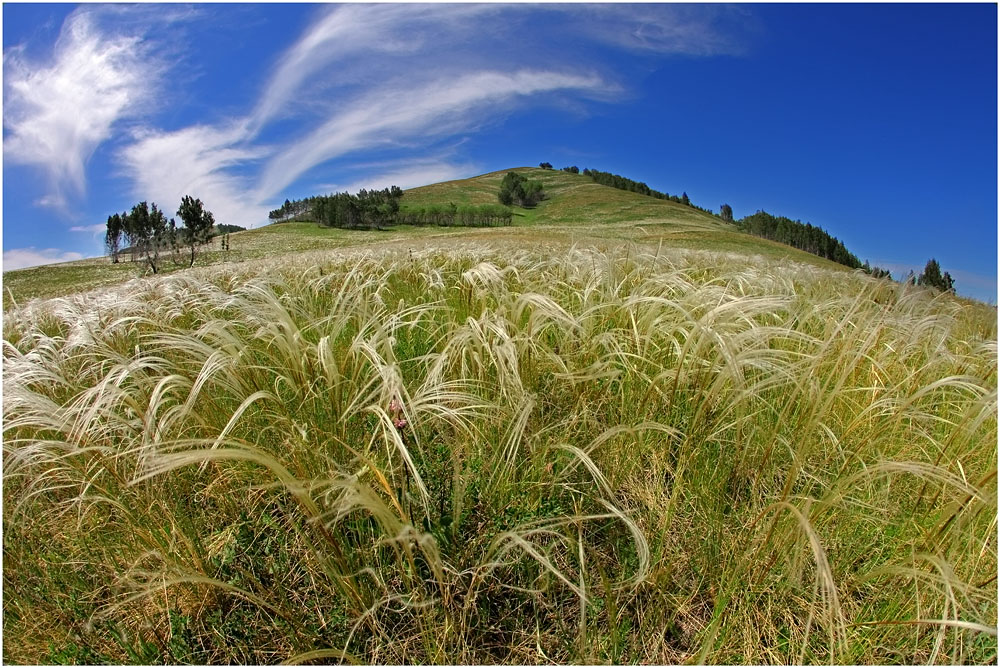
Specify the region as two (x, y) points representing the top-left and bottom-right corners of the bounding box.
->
(403, 167), (733, 229)
(3, 171), (996, 664)
(3, 168), (846, 309)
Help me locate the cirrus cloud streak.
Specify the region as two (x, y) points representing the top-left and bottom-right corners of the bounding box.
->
(6, 3), (748, 232)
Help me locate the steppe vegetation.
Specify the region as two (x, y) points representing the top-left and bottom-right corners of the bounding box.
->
(4, 236), (996, 664)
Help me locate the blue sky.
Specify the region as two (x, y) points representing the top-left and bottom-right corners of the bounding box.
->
(3, 3), (997, 302)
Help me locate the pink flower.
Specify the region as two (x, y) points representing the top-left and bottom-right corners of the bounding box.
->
(388, 396), (406, 430)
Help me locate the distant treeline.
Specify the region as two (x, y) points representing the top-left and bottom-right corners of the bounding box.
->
(268, 199), (312, 223)
(544, 161), (890, 277)
(215, 224), (246, 235)
(540, 163), (717, 216)
(583, 168), (673, 200)
(399, 203), (513, 227)
(270, 186), (512, 229)
(736, 210), (891, 276)
(314, 187), (403, 229)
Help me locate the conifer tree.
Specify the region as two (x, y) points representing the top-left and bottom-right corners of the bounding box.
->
(105, 213), (123, 263)
(917, 258), (955, 292)
(176, 196), (216, 267)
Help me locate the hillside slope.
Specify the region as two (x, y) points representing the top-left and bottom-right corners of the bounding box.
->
(5, 167), (859, 307)
(4, 168), (996, 665)
(403, 166), (727, 229)
(401, 167), (861, 268)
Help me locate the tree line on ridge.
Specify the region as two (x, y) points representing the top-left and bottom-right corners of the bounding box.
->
(270, 186), (514, 229)
(266, 166), (957, 294)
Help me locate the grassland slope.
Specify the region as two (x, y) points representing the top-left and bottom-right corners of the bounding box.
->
(3, 238), (996, 664)
(3, 167), (854, 309)
(3, 169), (997, 664)
(402, 166), (729, 230)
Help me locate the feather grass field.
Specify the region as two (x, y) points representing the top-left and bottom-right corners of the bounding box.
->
(3, 240), (996, 664)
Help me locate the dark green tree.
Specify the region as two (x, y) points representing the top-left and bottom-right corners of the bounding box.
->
(917, 258), (955, 292)
(499, 171), (545, 207)
(105, 213), (123, 263)
(121, 209), (138, 262)
(147, 203), (169, 273)
(123, 201), (161, 273)
(539, 162), (553, 170)
(720, 204), (733, 222)
(176, 196), (216, 267)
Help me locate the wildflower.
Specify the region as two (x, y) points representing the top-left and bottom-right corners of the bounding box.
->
(388, 396), (407, 431)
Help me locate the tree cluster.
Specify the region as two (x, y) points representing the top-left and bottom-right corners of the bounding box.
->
(105, 202), (169, 273)
(862, 262), (892, 280)
(274, 187), (512, 230)
(311, 187), (403, 229)
(498, 172), (545, 207)
(105, 196), (216, 272)
(561, 166), (580, 174)
(539, 162), (553, 170)
(215, 224), (246, 235)
(397, 203), (513, 227)
(916, 258), (955, 292)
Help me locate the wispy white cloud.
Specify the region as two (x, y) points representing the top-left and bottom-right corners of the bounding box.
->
(319, 159), (481, 195)
(249, 4), (500, 130)
(108, 4), (735, 229)
(34, 194), (68, 210)
(255, 69), (609, 200)
(3, 10), (156, 207)
(3, 247), (85, 271)
(69, 223), (107, 234)
(550, 4), (754, 56)
(118, 122), (269, 228)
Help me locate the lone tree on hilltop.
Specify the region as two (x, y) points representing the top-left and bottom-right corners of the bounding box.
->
(177, 195), (215, 267)
(720, 204), (733, 222)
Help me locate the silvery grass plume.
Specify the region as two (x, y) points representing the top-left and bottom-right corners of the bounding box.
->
(3, 241), (995, 664)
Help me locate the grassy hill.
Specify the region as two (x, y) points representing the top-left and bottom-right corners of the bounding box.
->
(3, 168), (996, 664)
(3, 167), (849, 309)
(404, 166), (722, 228)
